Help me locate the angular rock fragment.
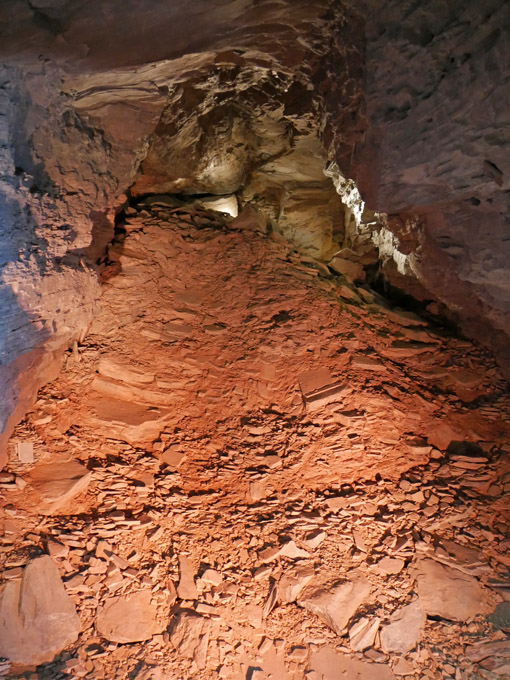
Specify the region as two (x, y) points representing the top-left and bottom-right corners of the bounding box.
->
(380, 599), (425, 654)
(465, 640), (510, 662)
(375, 557), (405, 575)
(278, 564), (315, 603)
(29, 460), (91, 513)
(0, 555), (80, 665)
(349, 616), (380, 651)
(96, 590), (165, 643)
(17, 441), (34, 463)
(169, 610), (211, 670)
(298, 367), (344, 410)
(351, 355), (387, 371)
(414, 559), (491, 621)
(303, 529), (326, 549)
(392, 658), (415, 676)
(177, 555), (198, 600)
(298, 574), (370, 635)
(259, 540), (310, 563)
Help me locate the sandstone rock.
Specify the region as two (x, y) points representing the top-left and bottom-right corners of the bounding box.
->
(329, 256), (365, 281)
(0, 555), (80, 665)
(392, 658), (415, 676)
(351, 355), (387, 371)
(425, 422), (463, 451)
(415, 559), (491, 621)
(349, 616), (380, 651)
(259, 540), (310, 563)
(308, 647), (395, 680)
(177, 555), (198, 600)
(17, 441), (34, 463)
(201, 569), (223, 587)
(84, 394), (171, 445)
(375, 557), (405, 575)
(298, 367), (344, 410)
(303, 529), (326, 550)
(298, 574), (370, 635)
(97, 357), (155, 385)
(161, 447), (185, 468)
(465, 640), (510, 663)
(380, 600), (425, 654)
(278, 564), (315, 603)
(29, 460), (91, 513)
(169, 611), (211, 669)
(96, 590), (164, 643)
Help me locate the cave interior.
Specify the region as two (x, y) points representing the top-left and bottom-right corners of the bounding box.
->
(0, 1), (510, 678)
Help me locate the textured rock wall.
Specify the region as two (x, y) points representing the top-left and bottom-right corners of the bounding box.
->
(0, 0), (343, 465)
(322, 0), (510, 375)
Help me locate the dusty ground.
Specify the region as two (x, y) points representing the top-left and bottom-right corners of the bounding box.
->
(1, 203), (510, 679)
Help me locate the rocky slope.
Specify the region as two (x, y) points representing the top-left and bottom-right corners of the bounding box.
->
(1, 204), (509, 678)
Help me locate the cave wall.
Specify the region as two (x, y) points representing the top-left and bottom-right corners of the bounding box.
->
(322, 0), (510, 373)
(0, 0), (509, 464)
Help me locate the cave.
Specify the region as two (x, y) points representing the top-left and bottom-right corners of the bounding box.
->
(0, 1), (510, 678)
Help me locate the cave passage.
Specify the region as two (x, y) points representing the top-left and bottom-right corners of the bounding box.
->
(1, 0), (510, 677)
(1, 198), (510, 679)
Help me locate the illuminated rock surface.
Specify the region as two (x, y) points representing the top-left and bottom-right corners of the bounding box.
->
(0, 204), (508, 678)
(0, 1), (509, 678)
(0, 555), (80, 666)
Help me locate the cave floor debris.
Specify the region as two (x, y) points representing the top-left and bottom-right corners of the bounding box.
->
(2, 204), (510, 679)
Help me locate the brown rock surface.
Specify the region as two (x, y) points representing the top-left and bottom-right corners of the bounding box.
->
(28, 460), (91, 513)
(96, 591), (166, 643)
(309, 647), (396, 680)
(0, 202), (508, 678)
(380, 599), (425, 654)
(298, 575), (370, 635)
(0, 555), (80, 665)
(415, 559), (492, 622)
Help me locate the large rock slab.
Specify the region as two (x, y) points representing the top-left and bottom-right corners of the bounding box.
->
(96, 591), (165, 643)
(380, 599), (425, 654)
(298, 574), (370, 635)
(29, 460), (91, 513)
(0, 555), (81, 665)
(415, 559), (492, 622)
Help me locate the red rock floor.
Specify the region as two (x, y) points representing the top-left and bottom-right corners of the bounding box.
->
(2, 203), (510, 679)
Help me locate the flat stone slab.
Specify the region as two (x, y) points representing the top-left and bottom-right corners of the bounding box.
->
(298, 574), (370, 635)
(380, 599), (425, 654)
(414, 558), (491, 622)
(29, 460), (91, 513)
(309, 647), (395, 680)
(96, 590), (165, 643)
(0, 555), (81, 665)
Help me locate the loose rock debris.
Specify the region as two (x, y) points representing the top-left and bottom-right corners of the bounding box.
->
(1, 202), (510, 679)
